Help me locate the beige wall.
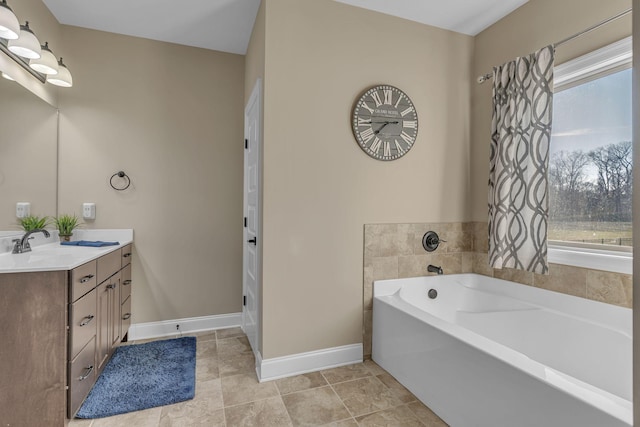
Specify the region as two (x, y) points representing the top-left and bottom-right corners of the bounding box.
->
(260, 0), (473, 359)
(57, 26), (245, 323)
(471, 0), (632, 220)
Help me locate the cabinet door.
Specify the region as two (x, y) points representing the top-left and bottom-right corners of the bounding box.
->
(121, 296), (132, 342)
(69, 287), (97, 360)
(96, 281), (110, 373)
(109, 272), (121, 350)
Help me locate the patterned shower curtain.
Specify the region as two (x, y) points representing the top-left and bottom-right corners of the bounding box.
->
(488, 45), (554, 275)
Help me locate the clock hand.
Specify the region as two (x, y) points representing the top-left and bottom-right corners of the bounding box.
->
(373, 121), (399, 135)
(374, 122), (390, 134)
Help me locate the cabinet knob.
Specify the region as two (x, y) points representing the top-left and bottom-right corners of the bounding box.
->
(106, 283), (117, 290)
(123, 253), (132, 258)
(123, 280), (132, 286)
(122, 313), (131, 320)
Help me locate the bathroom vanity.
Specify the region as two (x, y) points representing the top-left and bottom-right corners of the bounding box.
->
(0, 231), (133, 426)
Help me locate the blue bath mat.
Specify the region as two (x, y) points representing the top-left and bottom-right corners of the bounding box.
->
(76, 337), (196, 419)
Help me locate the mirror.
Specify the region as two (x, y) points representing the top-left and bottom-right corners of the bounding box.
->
(0, 76), (58, 231)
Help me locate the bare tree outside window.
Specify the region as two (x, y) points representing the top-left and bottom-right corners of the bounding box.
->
(549, 68), (632, 247)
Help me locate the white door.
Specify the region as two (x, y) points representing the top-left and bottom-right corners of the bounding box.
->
(242, 79), (261, 354)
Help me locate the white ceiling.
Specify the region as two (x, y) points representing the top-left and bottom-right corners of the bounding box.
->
(42, 0), (529, 55)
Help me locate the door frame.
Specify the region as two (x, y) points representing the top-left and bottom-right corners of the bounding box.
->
(242, 78), (262, 357)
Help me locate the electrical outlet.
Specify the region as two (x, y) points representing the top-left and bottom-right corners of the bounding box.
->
(83, 203), (96, 220)
(16, 202), (30, 218)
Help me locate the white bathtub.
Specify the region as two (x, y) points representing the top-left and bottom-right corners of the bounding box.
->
(372, 273), (632, 427)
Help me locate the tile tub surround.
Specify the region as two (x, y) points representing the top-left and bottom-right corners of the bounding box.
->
(68, 328), (448, 427)
(363, 222), (633, 359)
(469, 221), (633, 309)
(363, 223), (475, 358)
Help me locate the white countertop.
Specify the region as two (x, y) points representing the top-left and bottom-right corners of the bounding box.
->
(0, 229), (133, 273)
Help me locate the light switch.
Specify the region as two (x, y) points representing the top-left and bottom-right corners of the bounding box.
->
(83, 203), (96, 220)
(16, 202), (30, 218)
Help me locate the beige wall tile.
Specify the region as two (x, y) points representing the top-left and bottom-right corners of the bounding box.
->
(586, 270), (633, 308)
(363, 310), (373, 358)
(533, 264), (587, 298)
(372, 257), (399, 281)
(472, 222), (489, 252)
(398, 253), (462, 278)
(493, 267), (534, 286)
(462, 252), (474, 273)
(472, 252), (494, 277)
(365, 232), (414, 258)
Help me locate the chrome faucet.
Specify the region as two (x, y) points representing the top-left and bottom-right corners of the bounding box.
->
(12, 229), (51, 254)
(427, 264), (443, 275)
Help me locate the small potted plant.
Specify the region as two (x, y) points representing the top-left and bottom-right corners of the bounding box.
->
(19, 215), (50, 231)
(54, 214), (81, 242)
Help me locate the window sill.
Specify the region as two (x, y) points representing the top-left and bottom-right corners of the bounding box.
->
(548, 244), (632, 275)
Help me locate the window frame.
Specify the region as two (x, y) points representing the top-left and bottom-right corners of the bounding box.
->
(548, 36), (632, 274)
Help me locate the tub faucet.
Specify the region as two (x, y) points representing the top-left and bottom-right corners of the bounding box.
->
(12, 229), (51, 254)
(427, 264), (443, 275)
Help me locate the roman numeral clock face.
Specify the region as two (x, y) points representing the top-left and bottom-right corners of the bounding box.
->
(352, 85), (418, 161)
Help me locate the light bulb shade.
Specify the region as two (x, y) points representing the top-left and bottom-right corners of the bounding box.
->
(47, 58), (72, 87)
(0, 0), (19, 40)
(8, 22), (41, 59)
(1, 71), (14, 81)
(29, 42), (58, 75)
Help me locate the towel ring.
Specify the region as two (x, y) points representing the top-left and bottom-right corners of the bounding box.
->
(110, 171), (131, 191)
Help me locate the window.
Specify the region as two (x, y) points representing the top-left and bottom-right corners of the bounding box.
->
(548, 37), (632, 273)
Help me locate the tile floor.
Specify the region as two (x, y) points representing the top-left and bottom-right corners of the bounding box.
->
(69, 328), (448, 427)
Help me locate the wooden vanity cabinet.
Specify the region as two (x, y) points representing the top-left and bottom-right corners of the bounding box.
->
(0, 271), (67, 427)
(67, 246), (133, 419)
(0, 243), (133, 426)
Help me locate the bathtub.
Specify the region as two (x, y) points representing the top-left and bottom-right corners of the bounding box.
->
(372, 273), (632, 427)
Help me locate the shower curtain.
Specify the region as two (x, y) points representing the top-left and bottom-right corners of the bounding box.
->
(488, 45), (554, 274)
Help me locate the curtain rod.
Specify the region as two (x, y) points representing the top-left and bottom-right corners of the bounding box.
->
(476, 7), (632, 84)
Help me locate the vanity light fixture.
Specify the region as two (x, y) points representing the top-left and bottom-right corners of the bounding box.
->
(8, 21), (41, 59)
(29, 42), (58, 74)
(46, 57), (72, 87)
(1, 71), (14, 80)
(0, 0), (19, 40)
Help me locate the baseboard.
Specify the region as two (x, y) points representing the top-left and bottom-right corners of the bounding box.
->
(128, 312), (242, 341)
(257, 343), (363, 382)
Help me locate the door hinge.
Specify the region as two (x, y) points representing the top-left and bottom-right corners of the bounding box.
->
(245, 139), (248, 149)
(243, 295), (247, 306)
(244, 217), (247, 228)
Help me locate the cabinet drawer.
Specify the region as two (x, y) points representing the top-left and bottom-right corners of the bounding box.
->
(121, 263), (132, 304)
(70, 261), (97, 302)
(121, 295), (132, 341)
(69, 287), (97, 360)
(121, 244), (133, 267)
(68, 336), (96, 418)
(97, 250), (121, 284)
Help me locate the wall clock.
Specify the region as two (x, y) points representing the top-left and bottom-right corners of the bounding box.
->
(351, 85), (418, 161)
